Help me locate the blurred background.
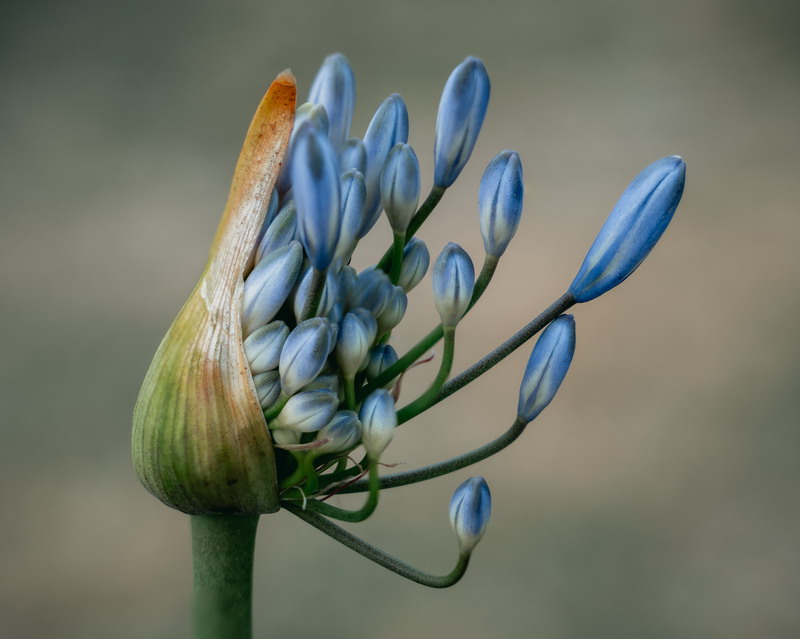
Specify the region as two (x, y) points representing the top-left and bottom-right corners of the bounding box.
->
(2, 0), (799, 637)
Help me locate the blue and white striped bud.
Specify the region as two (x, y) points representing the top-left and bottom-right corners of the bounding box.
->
(432, 242), (475, 328)
(255, 200), (297, 263)
(517, 314), (576, 423)
(277, 103), (330, 193)
(241, 241), (303, 336)
(312, 411), (362, 456)
(291, 122), (342, 271)
(308, 53), (356, 149)
(338, 138), (367, 175)
(360, 94), (409, 237)
(243, 321), (289, 374)
(279, 318), (337, 396)
(397, 237), (430, 292)
(359, 389), (397, 460)
(349, 268), (393, 317)
(380, 143), (421, 234)
(269, 389), (339, 432)
(479, 150), (524, 258)
(350, 308), (378, 345)
(253, 371), (281, 409)
(449, 476), (492, 554)
(366, 344), (399, 383)
(334, 169), (367, 262)
(292, 265), (340, 321)
(433, 57), (490, 188)
(301, 373), (341, 398)
(376, 285), (407, 335)
(568, 156), (686, 303)
(336, 312), (374, 378)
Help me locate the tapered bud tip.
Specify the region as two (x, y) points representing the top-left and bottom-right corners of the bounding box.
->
(517, 314), (576, 424)
(567, 156), (686, 303)
(449, 476), (492, 554)
(359, 389), (397, 460)
(432, 242), (475, 327)
(479, 150), (524, 258)
(309, 53), (356, 148)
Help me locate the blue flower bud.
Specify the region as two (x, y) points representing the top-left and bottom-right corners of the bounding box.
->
(568, 156), (686, 303)
(276, 103), (330, 193)
(241, 241), (304, 336)
(432, 242), (475, 327)
(397, 237), (430, 292)
(366, 344), (399, 383)
(479, 150), (524, 258)
(334, 169), (367, 262)
(360, 94), (409, 237)
(292, 264), (340, 321)
(308, 53), (356, 149)
(312, 410), (362, 456)
(301, 373), (341, 398)
(255, 200), (297, 263)
(359, 389), (397, 460)
(270, 389), (339, 432)
(434, 57), (490, 188)
(243, 321), (289, 374)
(291, 122), (342, 270)
(380, 143), (421, 234)
(349, 268), (393, 317)
(336, 312), (374, 378)
(376, 285), (407, 335)
(337, 265), (357, 301)
(253, 371), (281, 409)
(517, 314), (576, 423)
(350, 307), (378, 346)
(279, 318), (337, 396)
(449, 476), (492, 553)
(338, 138), (367, 175)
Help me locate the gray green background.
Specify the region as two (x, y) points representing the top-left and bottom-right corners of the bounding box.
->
(2, 0), (799, 637)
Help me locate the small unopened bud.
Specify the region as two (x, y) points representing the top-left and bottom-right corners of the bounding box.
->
(432, 242), (475, 328)
(270, 389), (338, 432)
(478, 150), (524, 258)
(253, 371), (281, 409)
(568, 156), (686, 303)
(255, 200), (297, 263)
(434, 56), (490, 188)
(243, 321), (289, 374)
(291, 122), (342, 271)
(366, 344), (399, 383)
(397, 237), (430, 292)
(359, 389), (397, 460)
(279, 318), (337, 396)
(376, 285), (407, 335)
(449, 476), (492, 554)
(517, 314), (576, 423)
(241, 241), (304, 336)
(380, 143), (421, 234)
(312, 410), (362, 456)
(336, 312), (374, 378)
(308, 53), (356, 149)
(349, 268), (393, 317)
(301, 373), (341, 397)
(338, 138), (367, 175)
(277, 102), (330, 193)
(292, 265), (340, 321)
(334, 169), (367, 262)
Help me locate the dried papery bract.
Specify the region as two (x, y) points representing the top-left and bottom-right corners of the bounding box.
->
(132, 73), (297, 515)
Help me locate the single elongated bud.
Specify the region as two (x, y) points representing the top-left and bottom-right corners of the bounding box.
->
(336, 312), (374, 378)
(312, 411), (362, 456)
(360, 94), (409, 237)
(449, 476), (492, 554)
(276, 102), (330, 193)
(291, 122), (342, 270)
(366, 344), (399, 382)
(359, 389), (397, 460)
(292, 264), (340, 321)
(270, 389), (339, 432)
(255, 200), (296, 263)
(432, 242), (475, 328)
(132, 72), (296, 514)
(568, 156), (686, 303)
(241, 241), (304, 336)
(397, 237), (430, 292)
(380, 143), (421, 233)
(350, 307), (379, 344)
(279, 318), (337, 396)
(253, 371), (281, 409)
(376, 285), (407, 335)
(243, 321), (289, 374)
(338, 138), (367, 175)
(479, 150), (524, 258)
(334, 169), (367, 262)
(434, 57), (490, 188)
(517, 314), (576, 423)
(309, 53), (356, 149)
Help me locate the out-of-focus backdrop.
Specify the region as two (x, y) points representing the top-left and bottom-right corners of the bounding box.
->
(2, 0), (799, 637)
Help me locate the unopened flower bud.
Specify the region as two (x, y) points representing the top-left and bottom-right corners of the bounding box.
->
(279, 318), (337, 396)
(568, 156), (686, 303)
(366, 344), (399, 383)
(449, 476), (492, 554)
(255, 200), (297, 263)
(350, 308), (378, 345)
(349, 268), (393, 317)
(380, 143), (421, 234)
(241, 241), (304, 336)
(434, 57), (490, 188)
(243, 321), (289, 374)
(432, 242), (475, 328)
(359, 389), (397, 460)
(312, 410), (362, 456)
(253, 371), (281, 409)
(301, 373), (340, 397)
(336, 312), (374, 378)
(276, 102), (330, 193)
(338, 138), (367, 175)
(478, 150), (524, 258)
(270, 389), (339, 432)
(517, 314), (576, 423)
(376, 285), (407, 335)
(292, 265), (340, 321)
(334, 169), (367, 262)
(308, 53), (356, 149)
(397, 237), (430, 292)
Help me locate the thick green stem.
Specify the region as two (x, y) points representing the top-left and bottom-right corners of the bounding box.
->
(191, 514), (259, 639)
(389, 231), (406, 284)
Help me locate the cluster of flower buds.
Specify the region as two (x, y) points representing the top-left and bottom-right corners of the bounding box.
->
(133, 53), (685, 588)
